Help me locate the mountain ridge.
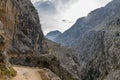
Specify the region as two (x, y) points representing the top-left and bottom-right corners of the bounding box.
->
(55, 0), (120, 80)
(46, 30), (62, 42)
(55, 0), (120, 47)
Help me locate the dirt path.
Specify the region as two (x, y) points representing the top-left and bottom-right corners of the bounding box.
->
(11, 66), (42, 80)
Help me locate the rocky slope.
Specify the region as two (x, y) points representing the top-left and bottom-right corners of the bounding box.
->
(56, 0), (120, 80)
(46, 30), (61, 42)
(46, 39), (80, 80)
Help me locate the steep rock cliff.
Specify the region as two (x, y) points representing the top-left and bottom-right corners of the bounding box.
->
(0, 0), (48, 54)
(0, 0), (75, 80)
(0, 0), (46, 79)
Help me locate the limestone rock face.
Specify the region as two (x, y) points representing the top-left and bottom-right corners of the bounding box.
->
(0, 0), (48, 54)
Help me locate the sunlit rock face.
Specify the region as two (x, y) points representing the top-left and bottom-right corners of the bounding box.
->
(56, 0), (120, 80)
(0, 0), (48, 54)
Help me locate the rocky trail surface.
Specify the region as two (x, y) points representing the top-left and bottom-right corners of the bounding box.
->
(11, 66), (42, 80)
(11, 66), (60, 80)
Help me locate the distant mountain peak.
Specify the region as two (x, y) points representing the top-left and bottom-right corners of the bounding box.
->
(46, 30), (62, 42)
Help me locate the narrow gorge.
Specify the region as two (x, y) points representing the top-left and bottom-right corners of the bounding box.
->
(0, 0), (120, 80)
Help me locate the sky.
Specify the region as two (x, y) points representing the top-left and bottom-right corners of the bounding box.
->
(31, 0), (112, 35)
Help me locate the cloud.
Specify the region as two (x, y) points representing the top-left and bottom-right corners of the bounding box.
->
(31, 0), (39, 3)
(98, 0), (113, 5)
(34, 0), (78, 14)
(33, 0), (77, 34)
(32, 0), (112, 35)
(34, 1), (57, 14)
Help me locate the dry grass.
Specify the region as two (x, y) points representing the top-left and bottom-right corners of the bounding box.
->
(0, 66), (16, 78)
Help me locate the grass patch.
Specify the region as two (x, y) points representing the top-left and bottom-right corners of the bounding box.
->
(0, 66), (16, 77)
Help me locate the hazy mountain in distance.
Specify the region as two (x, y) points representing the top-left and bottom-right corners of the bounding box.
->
(46, 30), (62, 42)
